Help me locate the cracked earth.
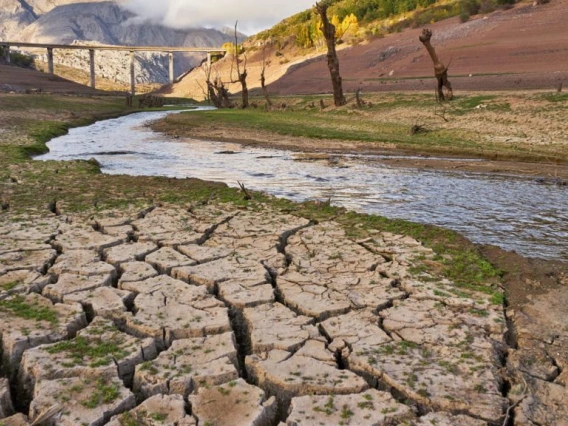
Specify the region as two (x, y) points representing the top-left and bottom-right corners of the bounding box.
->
(0, 204), (565, 425)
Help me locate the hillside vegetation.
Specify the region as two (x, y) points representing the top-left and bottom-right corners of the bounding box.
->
(253, 0), (515, 49)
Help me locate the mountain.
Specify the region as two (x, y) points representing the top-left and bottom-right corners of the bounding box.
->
(0, 0), (243, 84)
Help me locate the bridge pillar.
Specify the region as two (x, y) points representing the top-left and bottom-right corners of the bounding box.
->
(168, 52), (174, 84)
(129, 51), (135, 96)
(47, 47), (54, 74)
(89, 49), (96, 89)
(3, 45), (10, 63)
(207, 52), (212, 70)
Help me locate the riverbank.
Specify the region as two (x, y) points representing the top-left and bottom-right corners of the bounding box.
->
(0, 93), (567, 424)
(152, 91), (568, 180)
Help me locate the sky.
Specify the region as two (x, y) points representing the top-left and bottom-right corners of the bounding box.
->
(122, 0), (316, 35)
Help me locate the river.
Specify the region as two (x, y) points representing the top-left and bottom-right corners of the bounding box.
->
(36, 109), (568, 261)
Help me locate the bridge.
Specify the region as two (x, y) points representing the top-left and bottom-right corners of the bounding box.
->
(1, 41), (227, 95)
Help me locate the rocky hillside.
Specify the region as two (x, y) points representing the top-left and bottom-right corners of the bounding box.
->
(0, 0), (242, 84)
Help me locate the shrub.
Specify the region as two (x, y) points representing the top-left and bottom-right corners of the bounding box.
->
(11, 51), (35, 68)
(459, 11), (471, 22)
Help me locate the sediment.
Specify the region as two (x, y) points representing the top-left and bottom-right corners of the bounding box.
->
(0, 203), (565, 425)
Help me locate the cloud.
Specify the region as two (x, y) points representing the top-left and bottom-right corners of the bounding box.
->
(122, 0), (315, 34)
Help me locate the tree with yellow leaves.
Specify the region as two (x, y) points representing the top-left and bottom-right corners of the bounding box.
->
(343, 13), (360, 36)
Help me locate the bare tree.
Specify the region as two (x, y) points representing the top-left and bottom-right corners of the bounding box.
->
(202, 56), (231, 108)
(419, 29), (453, 101)
(233, 21), (249, 109)
(260, 42), (273, 107)
(314, 1), (346, 107)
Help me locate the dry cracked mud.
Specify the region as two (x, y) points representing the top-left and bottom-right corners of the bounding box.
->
(0, 203), (564, 425)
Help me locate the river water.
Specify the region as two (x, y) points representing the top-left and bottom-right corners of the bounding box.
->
(36, 109), (568, 261)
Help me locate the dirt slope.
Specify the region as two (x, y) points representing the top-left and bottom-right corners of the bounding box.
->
(169, 0), (568, 99)
(0, 63), (117, 94)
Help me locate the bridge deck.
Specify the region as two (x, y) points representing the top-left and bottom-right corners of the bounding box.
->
(0, 41), (226, 54)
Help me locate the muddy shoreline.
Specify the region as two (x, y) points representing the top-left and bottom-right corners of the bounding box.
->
(151, 123), (568, 181)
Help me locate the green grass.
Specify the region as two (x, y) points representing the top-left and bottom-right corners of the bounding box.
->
(46, 326), (131, 367)
(155, 92), (565, 163)
(82, 378), (121, 408)
(539, 92), (568, 103)
(0, 296), (59, 325)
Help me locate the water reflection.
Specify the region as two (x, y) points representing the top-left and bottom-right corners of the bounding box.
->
(36, 109), (568, 261)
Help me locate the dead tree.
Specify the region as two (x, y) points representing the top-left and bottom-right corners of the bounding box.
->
(355, 87), (364, 108)
(419, 29), (453, 101)
(315, 1), (346, 107)
(203, 58), (231, 108)
(233, 21), (249, 109)
(260, 43), (273, 107)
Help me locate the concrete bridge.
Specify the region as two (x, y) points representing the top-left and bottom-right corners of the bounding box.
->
(1, 41), (226, 95)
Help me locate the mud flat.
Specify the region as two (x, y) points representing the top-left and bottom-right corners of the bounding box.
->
(0, 202), (564, 425)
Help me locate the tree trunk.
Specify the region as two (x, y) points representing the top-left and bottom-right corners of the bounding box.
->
(315, 2), (346, 107)
(261, 70), (272, 107)
(239, 69), (249, 109)
(234, 21), (249, 109)
(419, 29), (453, 101)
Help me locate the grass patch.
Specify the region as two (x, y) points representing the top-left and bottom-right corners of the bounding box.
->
(0, 296), (59, 325)
(82, 378), (121, 408)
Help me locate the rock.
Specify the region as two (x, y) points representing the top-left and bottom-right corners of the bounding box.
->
(134, 332), (238, 399)
(118, 261), (158, 284)
(63, 287), (134, 319)
(320, 309), (391, 349)
(277, 273), (352, 321)
(29, 376), (135, 426)
(0, 414), (30, 425)
(104, 242), (158, 266)
(0, 270), (51, 296)
(145, 247), (196, 274)
(379, 298), (505, 346)
(218, 280), (275, 309)
(94, 215), (132, 230)
(286, 222), (380, 275)
(107, 394), (196, 426)
(189, 378), (277, 426)
(121, 277), (230, 348)
(244, 303), (319, 354)
(177, 244), (231, 263)
(349, 340), (506, 423)
(286, 389), (414, 425)
(43, 271), (113, 302)
(246, 350), (368, 409)
(0, 378), (14, 418)
(414, 412), (487, 425)
(172, 257), (269, 293)
(53, 228), (123, 253)
(19, 317), (157, 396)
(514, 379), (568, 426)
(0, 239), (52, 255)
(49, 250), (116, 278)
(100, 225), (133, 238)
(0, 293), (86, 371)
(0, 249), (57, 275)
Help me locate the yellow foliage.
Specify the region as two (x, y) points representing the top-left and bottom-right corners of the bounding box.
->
(341, 13), (360, 37)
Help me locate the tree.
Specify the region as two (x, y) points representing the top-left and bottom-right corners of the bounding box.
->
(314, 1), (346, 107)
(341, 13), (360, 38)
(232, 21), (249, 109)
(419, 28), (453, 101)
(260, 42), (273, 107)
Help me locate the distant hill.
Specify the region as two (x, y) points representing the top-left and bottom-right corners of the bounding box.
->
(168, 0), (568, 99)
(0, 0), (242, 84)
